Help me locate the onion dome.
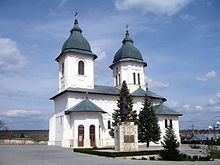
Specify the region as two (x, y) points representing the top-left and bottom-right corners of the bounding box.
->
(112, 30), (146, 66)
(56, 19), (96, 61)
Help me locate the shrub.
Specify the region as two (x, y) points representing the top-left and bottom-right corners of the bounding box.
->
(192, 155), (198, 160)
(189, 144), (200, 149)
(73, 148), (160, 158)
(187, 155), (192, 160)
(149, 156), (155, 160)
(160, 127), (182, 160)
(204, 156), (211, 161)
(182, 153), (187, 159)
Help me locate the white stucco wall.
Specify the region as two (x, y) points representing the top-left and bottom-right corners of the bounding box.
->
(50, 44), (181, 148)
(112, 61), (146, 92)
(49, 91), (181, 148)
(58, 52), (94, 92)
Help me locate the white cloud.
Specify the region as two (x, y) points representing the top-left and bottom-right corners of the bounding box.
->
(183, 104), (191, 110)
(3, 110), (41, 117)
(196, 70), (216, 81)
(207, 92), (220, 106)
(115, 0), (191, 15)
(216, 92), (220, 99)
(195, 105), (203, 110)
(213, 106), (220, 110)
(0, 38), (27, 74)
(145, 76), (169, 89)
(180, 14), (195, 21)
(92, 47), (107, 62)
(59, 0), (67, 8)
(166, 101), (180, 109)
(183, 104), (203, 111)
(208, 98), (218, 105)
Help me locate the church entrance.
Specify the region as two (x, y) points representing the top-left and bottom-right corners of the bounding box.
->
(78, 125), (84, 147)
(89, 125), (95, 147)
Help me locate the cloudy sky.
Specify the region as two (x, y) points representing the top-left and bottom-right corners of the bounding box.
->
(0, 0), (219, 130)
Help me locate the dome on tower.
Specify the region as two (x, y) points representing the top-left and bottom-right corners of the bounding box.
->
(113, 31), (145, 64)
(57, 19), (96, 61)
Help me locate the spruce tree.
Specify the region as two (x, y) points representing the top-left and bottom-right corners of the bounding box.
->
(138, 97), (161, 147)
(160, 126), (181, 160)
(109, 81), (137, 137)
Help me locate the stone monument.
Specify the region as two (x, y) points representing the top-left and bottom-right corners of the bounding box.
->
(114, 97), (138, 151)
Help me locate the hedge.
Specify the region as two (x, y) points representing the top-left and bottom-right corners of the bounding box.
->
(73, 148), (160, 157)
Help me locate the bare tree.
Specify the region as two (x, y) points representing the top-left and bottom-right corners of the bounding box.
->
(0, 120), (5, 130)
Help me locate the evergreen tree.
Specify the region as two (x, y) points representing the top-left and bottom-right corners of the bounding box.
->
(160, 126), (181, 160)
(109, 81), (137, 137)
(138, 97), (161, 147)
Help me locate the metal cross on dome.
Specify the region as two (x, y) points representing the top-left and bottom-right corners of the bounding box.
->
(126, 24), (129, 31)
(75, 11), (78, 19)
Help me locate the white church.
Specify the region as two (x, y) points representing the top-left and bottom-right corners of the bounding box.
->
(48, 19), (182, 148)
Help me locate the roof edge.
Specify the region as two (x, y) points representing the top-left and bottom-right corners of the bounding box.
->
(109, 58), (147, 69)
(56, 49), (97, 62)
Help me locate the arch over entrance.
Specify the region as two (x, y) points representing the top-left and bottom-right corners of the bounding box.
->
(89, 125), (95, 147)
(78, 125), (84, 147)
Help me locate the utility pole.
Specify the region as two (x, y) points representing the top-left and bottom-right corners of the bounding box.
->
(192, 124), (195, 141)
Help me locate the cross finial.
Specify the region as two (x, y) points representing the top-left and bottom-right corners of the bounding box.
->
(85, 91), (88, 99)
(75, 11), (78, 19)
(126, 24), (128, 31)
(125, 24), (129, 36)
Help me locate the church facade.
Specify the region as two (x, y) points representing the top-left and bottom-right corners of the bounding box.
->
(48, 19), (182, 148)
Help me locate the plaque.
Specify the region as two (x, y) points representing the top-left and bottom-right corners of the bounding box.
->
(124, 135), (134, 143)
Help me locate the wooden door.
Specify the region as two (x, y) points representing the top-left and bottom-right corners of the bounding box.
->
(90, 125), (95, 147)
(78, 125), (84, 147)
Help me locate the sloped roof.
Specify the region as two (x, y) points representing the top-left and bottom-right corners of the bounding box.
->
(113, 31), (146, 65)
(65, 98), (106, 114)
(67, 85), (120, 95)
(62, 19), (91, 54)
(56, 19), (97, 62)
(50, 85), (166, 100)
(132, 88), (166, 101)
(154, 104), (182, 116)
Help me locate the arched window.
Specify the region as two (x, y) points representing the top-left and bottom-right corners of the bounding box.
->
(118, 74), (121, 85)
(170, 119), (173, 129)
(133, 73), (136, 84)
(138, 73), (140, 85)
(165, 119), (168, 128)
(61, 62), (64, 76)
(89, 125), (95, 146)
(108, 120), (111, 129)
(78, 61), (84, 75)
(78, 125), (84, 147)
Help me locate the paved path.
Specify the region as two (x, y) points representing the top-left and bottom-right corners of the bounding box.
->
(0, 145), (219, 165)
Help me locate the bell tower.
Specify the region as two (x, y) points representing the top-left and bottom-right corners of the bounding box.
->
(56, 19), (97, 92)
(110, 30), (147, 92)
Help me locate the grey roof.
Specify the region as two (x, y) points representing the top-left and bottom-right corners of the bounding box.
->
(113, 31), (147, 66)
(50, 85), (166, 101)
(154, 104), (182, 116)
(57, 19), (97, 61)
(132, 88), (166, 101)
(65, 98), (106, 114)
(189, 134), (220, 141)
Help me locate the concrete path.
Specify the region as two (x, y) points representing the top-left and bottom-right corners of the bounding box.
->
(0, 145), (219, 165)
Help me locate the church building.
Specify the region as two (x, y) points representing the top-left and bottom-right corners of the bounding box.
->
(48, 19), (182, 148)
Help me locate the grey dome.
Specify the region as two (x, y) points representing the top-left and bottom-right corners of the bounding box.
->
(113, 31), (144, 63)
(61, 19), (91, 53)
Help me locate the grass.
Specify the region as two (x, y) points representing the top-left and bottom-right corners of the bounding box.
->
(189, 144), (201, 149)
